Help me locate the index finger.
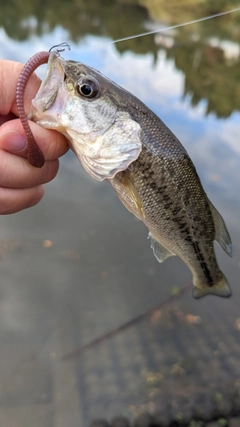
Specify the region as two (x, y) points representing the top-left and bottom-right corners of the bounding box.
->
(0, 60), (41, 116)
(0, 118), (69, 161)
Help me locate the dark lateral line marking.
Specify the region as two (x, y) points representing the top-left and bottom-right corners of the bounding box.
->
(193, 241), (214, 286)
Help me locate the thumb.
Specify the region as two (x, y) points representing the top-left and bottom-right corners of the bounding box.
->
(0, 128), (27, 154)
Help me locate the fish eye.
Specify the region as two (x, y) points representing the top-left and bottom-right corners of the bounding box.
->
(76, 77), (99, 99)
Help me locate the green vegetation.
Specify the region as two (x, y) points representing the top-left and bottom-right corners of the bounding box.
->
(138, 0), (240, 27)
(218, 418), (228, 426)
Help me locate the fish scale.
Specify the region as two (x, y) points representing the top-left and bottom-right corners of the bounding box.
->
(31, 51), (232, 299)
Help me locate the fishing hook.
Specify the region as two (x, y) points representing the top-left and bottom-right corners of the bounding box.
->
(49, 42), (71, 53)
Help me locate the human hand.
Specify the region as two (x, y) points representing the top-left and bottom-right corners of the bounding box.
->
(0, 59), (69, 214)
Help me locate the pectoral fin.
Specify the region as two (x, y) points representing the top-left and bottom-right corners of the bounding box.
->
(208, 200), (232, 257)
(148, 233), (175, 263)
(120, 172), (145, 218)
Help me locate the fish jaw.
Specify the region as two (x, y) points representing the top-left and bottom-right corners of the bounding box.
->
(31, 53), (69, 130)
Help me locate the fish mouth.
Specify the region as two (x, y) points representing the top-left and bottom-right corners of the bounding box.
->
(31, 52), (68, 129)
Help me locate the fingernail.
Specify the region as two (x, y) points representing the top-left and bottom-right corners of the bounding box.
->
(0, 131), (27, 153)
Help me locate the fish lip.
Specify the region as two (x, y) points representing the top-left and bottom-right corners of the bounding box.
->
(31, 52), (67, 125)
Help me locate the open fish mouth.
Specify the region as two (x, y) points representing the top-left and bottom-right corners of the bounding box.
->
(31, 53), (69, 129)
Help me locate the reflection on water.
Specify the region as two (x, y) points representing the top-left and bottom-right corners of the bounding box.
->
(165, 36), (240, 117)
(0, 1), (240, 425)
(1, 0), (240, 117)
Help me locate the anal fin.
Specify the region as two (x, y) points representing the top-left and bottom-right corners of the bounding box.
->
(148, 232), (175, 263)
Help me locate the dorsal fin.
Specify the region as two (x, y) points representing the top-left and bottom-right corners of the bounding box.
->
(208, 200), (232, 257)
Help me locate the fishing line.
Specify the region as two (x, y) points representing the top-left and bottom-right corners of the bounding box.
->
(83, 6), (240, 50)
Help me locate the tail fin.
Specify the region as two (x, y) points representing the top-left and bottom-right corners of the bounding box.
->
(192, 273), (231, 299)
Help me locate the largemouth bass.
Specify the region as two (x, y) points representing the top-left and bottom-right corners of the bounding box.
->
(31, 51), (232, 298)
